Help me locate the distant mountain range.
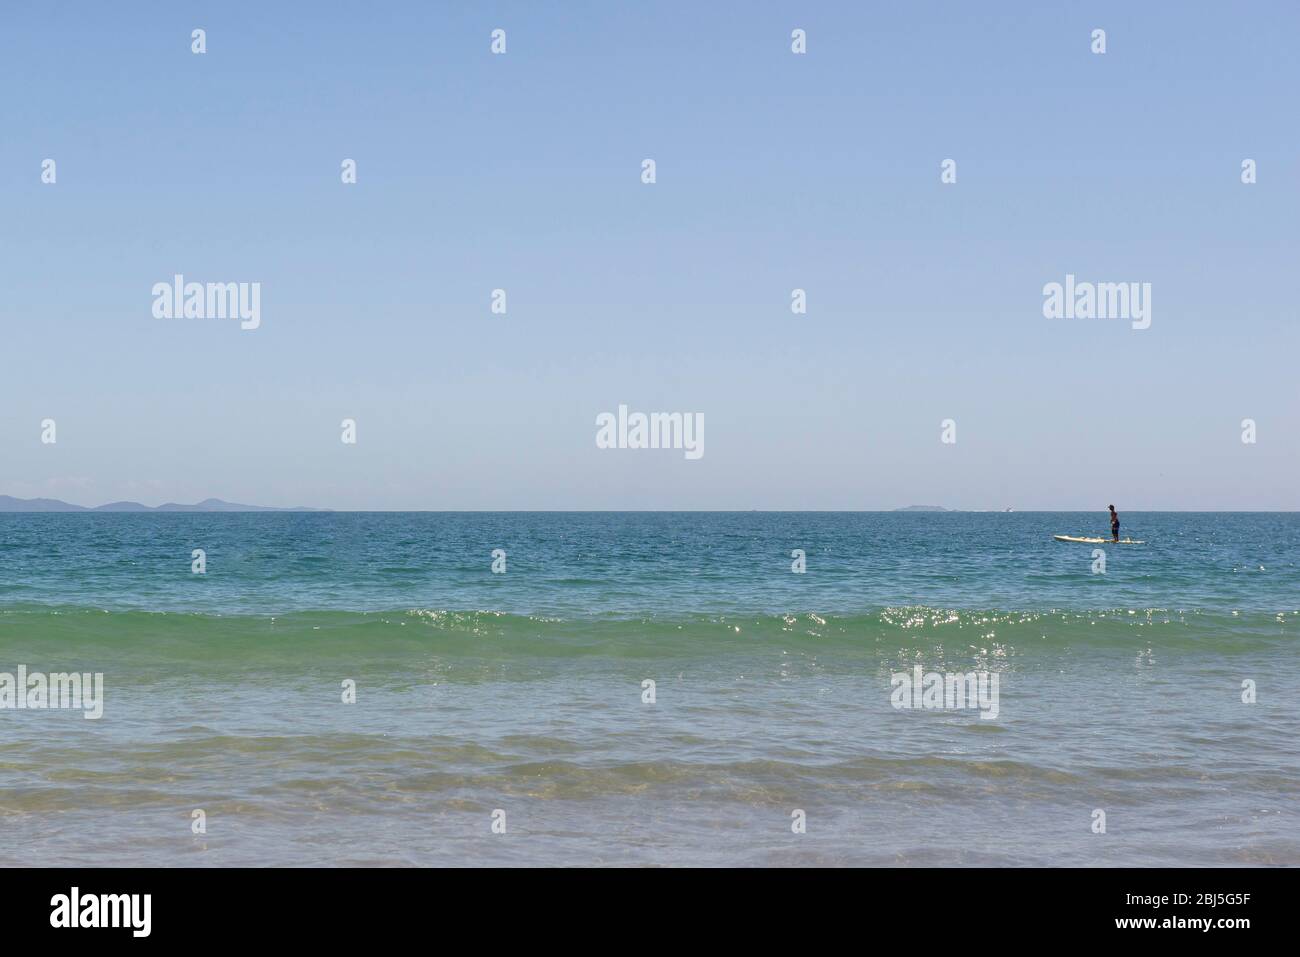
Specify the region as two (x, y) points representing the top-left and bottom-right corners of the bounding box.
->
(0, 496), (319, 513)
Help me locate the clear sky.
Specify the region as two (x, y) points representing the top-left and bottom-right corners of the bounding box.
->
(3, 2), (1297, 509)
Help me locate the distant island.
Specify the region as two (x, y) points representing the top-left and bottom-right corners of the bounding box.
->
(0, 496), (319, 513)
(894, 505), (952, 512)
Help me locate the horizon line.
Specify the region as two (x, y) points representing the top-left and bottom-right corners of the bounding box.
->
(2, 502), (1297, 515)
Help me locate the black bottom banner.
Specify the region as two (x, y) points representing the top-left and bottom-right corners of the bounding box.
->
(1, 866), (1288, 943)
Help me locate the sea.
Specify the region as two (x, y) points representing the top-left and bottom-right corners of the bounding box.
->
(0, 511), (1295, 866)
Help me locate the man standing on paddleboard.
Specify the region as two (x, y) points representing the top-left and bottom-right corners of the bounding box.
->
(1109, 505), (1120, 542)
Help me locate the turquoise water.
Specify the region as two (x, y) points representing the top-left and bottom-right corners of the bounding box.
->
(0, 512), (1296, 865)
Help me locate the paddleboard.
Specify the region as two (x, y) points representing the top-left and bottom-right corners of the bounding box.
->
(1053, 535), (1144, 544)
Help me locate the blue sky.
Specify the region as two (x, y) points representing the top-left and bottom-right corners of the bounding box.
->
(2, 1), (1297, 509)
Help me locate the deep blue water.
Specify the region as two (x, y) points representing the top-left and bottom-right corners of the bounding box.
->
(1, 511), (1295, 615)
